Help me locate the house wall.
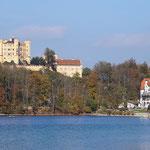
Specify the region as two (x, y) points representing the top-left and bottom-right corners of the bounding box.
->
(17, 64), (83, 78)
(57, 65), (82, 77)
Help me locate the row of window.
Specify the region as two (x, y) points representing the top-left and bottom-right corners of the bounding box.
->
(3, 52), (17, 56)
(2, 48), (15, 51)
(143, 101), (150, 105)
(58, 67), (80, 72)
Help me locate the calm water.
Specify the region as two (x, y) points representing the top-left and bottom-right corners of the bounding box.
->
(0, 116), (150, 150)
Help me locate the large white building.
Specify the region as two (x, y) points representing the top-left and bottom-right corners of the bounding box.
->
(56, 59), (82, 77)
(139, 78), (150, 108)
(0, 38), (30, 64)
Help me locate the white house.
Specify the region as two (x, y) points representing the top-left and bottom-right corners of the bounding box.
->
(139, 78), (150, 108)
(118, 102), (136, 109)
(127, 102), (136, 109)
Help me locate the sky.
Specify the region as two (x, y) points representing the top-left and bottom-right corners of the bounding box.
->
(0, 0), (150, 68)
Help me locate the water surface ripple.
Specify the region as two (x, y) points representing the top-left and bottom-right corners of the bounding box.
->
(0, 116), (150, 150)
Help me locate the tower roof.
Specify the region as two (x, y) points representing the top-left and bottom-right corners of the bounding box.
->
(140, 78), (150, 90)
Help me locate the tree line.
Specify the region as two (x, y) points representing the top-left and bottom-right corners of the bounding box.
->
(0, 48), (149, 114)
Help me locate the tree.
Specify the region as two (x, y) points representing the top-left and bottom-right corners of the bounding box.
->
(44, 48), (57, 71)
(147, 104), (150, 113)
(31, 57), (46, 66)
(0, 57), (149, 115)
(94, 61), (112, 83)
(82, 67), (91, 77)
(139, 62), (148, 74)
(28, 72), (51, 109)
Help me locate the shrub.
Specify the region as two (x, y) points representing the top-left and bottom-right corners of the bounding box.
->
(83, 106), (92, 113)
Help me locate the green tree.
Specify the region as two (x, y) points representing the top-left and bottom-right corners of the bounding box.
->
(31, 57), (46, 66)
(82, 67), (91, 77)
(44, 48), (56, 71)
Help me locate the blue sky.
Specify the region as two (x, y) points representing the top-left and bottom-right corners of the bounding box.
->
(0, 0), (150, 67)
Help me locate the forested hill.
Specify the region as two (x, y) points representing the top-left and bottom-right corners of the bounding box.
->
(0, 58), (149, 115)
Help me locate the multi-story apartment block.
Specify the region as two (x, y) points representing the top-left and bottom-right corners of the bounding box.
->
(0, 38), (30, 64)
(139, 78), (150, 108)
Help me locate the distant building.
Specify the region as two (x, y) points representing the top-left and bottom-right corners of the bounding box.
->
(127, 102), (136, 109)
(0, 38), (30, 64)
(18, 59), (83, 78)
(118, 102), (136, 109)
(139, 78), (150, 108)
(56, 59), (82, 77)
(0, 37), (82, 77)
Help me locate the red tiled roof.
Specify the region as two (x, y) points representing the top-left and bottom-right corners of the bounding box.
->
(56, 59), (81, 66)
(140, 78), (150, 90)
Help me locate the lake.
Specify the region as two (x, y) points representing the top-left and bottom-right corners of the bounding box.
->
(0, 116), (150, 150)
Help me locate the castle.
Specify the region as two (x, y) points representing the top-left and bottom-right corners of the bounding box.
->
(0, 37), (82, 77)
(0, 38), (30, 64)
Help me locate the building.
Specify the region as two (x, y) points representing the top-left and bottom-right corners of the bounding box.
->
(139, 78), (150, 108)
(0, 37), (82, 77)
(56, 59), (82, 77)
(0, 38), (30, 64)
(19, 59), (83, 78)
(127, 102), (136, 109)
(118, 102), (136, 109)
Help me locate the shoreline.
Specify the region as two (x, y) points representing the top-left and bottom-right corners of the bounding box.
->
(0, 112), (150, 118)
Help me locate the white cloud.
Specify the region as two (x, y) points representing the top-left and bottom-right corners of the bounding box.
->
(95, 33), (150, 48)
(13, 25), (66, 39)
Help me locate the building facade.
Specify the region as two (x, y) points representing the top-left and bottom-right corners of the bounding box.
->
(0, 38), (30, 64)
(139, 78), (150, 108)
(19, 59), (83, 78)
(56, 59), (82, 77)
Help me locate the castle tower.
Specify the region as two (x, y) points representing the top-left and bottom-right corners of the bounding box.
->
(0, 38), (31, 65)
(12, 38), (19, 64)
(0, 38), (19, 64)
(0, 40), (3, 62)
(20, 40), (31, 64)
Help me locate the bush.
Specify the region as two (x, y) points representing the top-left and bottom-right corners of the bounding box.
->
(83, 106), (92, 113)
(86, 99), (98, 112)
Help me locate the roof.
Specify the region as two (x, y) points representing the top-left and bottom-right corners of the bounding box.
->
(140, 78), (150, 90)
(3, 38), (15, 44)
(56, 59), (81, 66)
(4, 41), (13, 44)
